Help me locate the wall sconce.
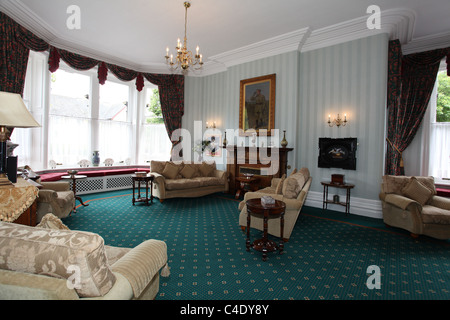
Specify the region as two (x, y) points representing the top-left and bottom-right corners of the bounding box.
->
(328, 114), (347, 127)
(206, 121), (216, 129)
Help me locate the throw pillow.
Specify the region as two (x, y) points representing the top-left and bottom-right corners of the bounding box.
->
(275, 174), (286, 194)
(282, 177), (299, 199)
(0, 222), (115, 297)
(162, 162), (180, 179)
(180, 164), (196, 179)
(402, 177), (433, 206)
(150, 160), (166, 175)
(198, 162), (215, 177)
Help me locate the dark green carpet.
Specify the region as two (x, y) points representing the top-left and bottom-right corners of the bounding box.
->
(62, 190), (450, 300)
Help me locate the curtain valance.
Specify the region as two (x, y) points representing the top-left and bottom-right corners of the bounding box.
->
(1, 12), (184, 148)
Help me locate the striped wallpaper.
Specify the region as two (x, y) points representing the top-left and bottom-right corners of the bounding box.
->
(183, 33), (389, 216)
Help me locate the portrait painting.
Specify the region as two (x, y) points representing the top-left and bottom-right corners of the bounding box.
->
(239, 74), (276, 136)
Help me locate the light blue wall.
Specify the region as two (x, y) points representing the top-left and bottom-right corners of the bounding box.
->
(183, 33), (389, 207)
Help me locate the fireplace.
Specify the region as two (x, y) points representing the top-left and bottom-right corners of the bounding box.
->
(318, 138), (357, 170)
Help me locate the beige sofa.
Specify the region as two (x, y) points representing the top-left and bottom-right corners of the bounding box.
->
(0, 214), (169, 300)
(150, 161), (229, 201)
(379, 175), (450, 240)
(238, 168), (312, 241)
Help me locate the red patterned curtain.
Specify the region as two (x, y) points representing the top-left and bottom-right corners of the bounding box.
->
(0, 12), (48, 94)
(144, 73), (185, 157)
(385, 40), (450, 175)
(1, 12), (185, 149)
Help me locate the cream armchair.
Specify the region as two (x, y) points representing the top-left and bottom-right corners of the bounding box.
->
(379, 175), (450, 240)
(238, 168), (312, 241)
(36, 181), (75, 223)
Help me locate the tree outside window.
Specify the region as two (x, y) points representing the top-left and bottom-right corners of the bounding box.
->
(146, 88), (164, 124)
(436, 71), (450, 122)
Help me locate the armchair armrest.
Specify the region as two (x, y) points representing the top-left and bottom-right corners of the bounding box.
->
(37, 189), (58, 201)
(429, 195), (450, 210)
(384, 193), (422, 211)
(111, 239), (168, 299)
(40, 181), (70, 192)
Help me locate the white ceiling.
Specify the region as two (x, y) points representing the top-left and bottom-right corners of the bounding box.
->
(1, 0), (450, 75)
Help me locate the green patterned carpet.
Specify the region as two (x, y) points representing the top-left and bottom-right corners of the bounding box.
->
(62, 190), (450, 300)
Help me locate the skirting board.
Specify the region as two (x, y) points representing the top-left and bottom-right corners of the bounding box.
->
(304, 191), (383, 219)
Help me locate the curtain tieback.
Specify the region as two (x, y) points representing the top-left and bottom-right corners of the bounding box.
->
(386, 138), (404, 167)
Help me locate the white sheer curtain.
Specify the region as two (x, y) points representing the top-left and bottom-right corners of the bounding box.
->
(48, 115), (91, 167)
(98, 120), (132, 164)
(404, 68), (450, 180)
(429, 123), (450, 178)
(138, 124), (171, 163)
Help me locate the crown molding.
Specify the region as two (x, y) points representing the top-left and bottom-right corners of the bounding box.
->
(302, 8), (415, 53)
(402, 31), (450, 55)
(0, 2), (423, 77)
(209, 27), (311, 69)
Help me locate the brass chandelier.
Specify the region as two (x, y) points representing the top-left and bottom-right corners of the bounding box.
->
(165, 1), (203, 73)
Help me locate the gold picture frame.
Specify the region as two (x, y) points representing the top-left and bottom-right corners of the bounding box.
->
(239, 74), (276, 136)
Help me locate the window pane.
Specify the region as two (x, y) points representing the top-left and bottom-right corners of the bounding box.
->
(138, 87), (171, 164)
(436, 71), (450, 123)
(50, 69), (91, 117)
(99, 81), (129, 121)
(98, 80), (131, 164)
(48, 69), (91, 167)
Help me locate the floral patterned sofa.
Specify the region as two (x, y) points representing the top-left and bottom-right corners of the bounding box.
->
(0, 214), (169, 300)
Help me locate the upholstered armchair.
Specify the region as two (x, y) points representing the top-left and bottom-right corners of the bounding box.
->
(238, 168), (312, 241)
(379, 175), (450, 240)
(36, 181), (75, 223)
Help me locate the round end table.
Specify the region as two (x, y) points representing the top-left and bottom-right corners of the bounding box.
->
(245, 198), (286, 261)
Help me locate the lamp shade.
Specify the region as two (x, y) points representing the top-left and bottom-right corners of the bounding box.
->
(0, 92), (40, 128)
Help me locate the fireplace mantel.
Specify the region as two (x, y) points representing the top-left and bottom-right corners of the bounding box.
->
(225, 146), (293, 194)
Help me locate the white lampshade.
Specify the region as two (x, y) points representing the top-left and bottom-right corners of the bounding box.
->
(0, 92), (40, 128)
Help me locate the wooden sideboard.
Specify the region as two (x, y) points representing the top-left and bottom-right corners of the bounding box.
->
(226, 146), (293, 194)
(13, 200), (37, 226)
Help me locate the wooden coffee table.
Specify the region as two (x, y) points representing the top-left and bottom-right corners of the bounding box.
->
(245, 198), (286, 261)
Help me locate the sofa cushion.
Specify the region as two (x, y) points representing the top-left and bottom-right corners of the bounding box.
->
(422, 205), (450, 225)
(402, 177), (433, 206)
(282, 168), (310, 199)
(150, 161), (166, 175)
(162, 162), (181, 179)
(180, 164), (196, 179)
(165, 178), (203, 190)
(0, 222), (116, 298)
(275, 174), (285, 194)
(198, 162), (215, 177)
(383, 175), (436, 195)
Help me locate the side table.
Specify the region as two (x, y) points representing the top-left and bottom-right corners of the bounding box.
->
(61, 175), (89, 213)
(132, 174), (154, 206)
(246, 198), (286, 261)
(321, 181), (355, 215)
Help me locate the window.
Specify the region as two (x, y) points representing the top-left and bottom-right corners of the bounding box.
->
(11, 52), (173, 170)
(98, 80), (132, 165)
(48, 69), (91, 166)
(138, 87), (171, 163)
(429, 70), (450, 180)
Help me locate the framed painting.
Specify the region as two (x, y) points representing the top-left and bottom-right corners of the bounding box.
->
(239, 74), (276, 136)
